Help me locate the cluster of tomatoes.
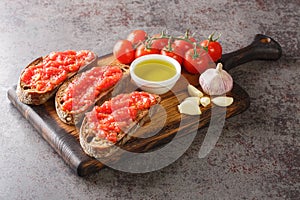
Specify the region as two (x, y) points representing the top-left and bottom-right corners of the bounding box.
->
(113, 30), (222, 74)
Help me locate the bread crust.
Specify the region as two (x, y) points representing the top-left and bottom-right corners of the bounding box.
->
(55, 64), (130, 125)
(17, 52), (97, 105)
(79, 95), (161, 159)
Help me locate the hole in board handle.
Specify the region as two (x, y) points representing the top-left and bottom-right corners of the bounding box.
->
(260, 37), (271, 43)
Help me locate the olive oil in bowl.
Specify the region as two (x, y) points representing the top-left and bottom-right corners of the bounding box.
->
(130, 54), (181, 94)
(134, 59), (177, 82)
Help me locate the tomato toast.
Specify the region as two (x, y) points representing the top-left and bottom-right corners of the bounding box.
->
(55, 65), (129, 125)
(17, 50), (97, 105)
(80, 91), (161, 159)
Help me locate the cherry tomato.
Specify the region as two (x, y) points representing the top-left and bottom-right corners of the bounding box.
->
(200, 40), (222, 62)
(135, 44), (160, 58)
(161, 45), (183, 65)
(113, 40), (135, 64)
(183, 48), (210, 74)
(200, 34), (222, 62)
(174, 36), (196, 57)
(149, 33), (169, 51)
(127, 30), (147, 46)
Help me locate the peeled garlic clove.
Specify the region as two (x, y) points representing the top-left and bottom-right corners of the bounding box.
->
(187, 84), (203, 97)
(178, 100), (202, 115)
(211, 96), (234, 107)
(199, 63), (233, 96)
(200, 96), (211, 107)
(183, 97), (201, 105)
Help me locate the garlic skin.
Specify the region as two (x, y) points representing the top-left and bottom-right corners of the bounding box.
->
(199, 63), (233, 95)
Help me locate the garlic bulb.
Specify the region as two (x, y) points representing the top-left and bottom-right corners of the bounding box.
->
(199, 63), (233, 95)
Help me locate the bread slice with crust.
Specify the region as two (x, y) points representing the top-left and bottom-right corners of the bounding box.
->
(55, 64), (129, 125)
(16, 50), (97, 105)
(79, 92), (161, 159)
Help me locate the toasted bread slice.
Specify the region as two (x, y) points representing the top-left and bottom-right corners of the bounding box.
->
(79, 92), (161, 159)
(55, 64), (129, 125)
(16, 50), (97, 105)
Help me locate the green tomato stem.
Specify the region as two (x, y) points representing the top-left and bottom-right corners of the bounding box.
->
(167, 36), (173, 51)
(184, 29), (190, 39)
(208, 32), (221, 42)
(192, 42), (199, 59)
(142, 29), (213, 51)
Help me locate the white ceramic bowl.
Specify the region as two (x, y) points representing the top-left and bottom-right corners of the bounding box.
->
(130, 54), (181, 94)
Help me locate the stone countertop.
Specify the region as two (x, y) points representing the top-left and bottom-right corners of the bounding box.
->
(0, 0), (299, 199)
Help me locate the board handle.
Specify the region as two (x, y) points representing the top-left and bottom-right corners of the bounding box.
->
(220, 34), (282, 71)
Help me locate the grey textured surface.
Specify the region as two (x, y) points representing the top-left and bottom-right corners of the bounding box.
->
(0, 0), (299, 199)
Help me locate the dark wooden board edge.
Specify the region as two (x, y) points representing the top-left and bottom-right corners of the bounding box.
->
(7, 86), (104, 176)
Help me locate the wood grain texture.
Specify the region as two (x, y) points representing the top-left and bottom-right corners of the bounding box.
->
(7, 54), (250, 176)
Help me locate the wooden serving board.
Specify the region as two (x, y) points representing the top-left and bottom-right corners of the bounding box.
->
(7, 34), (281, 176)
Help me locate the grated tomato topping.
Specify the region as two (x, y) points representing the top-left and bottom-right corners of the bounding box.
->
(61, 66), (123, 112)
(20, 50), (95, 92)
(86, 91), (158, 143)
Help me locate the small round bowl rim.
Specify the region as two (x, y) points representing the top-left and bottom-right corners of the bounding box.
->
(130, 54), (181, 87)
